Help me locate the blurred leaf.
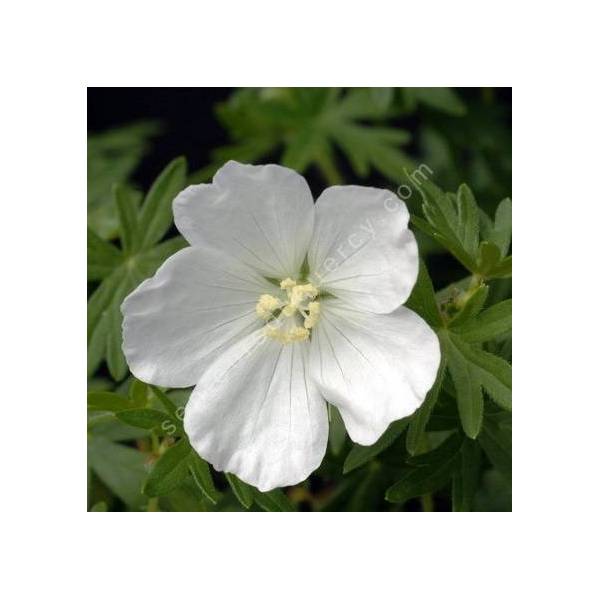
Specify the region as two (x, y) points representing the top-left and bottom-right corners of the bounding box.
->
(129, 379), (151, 406)
(87, 160), (188, 378)
(479, 420), (512, 482)
(88, 436), (147, 509)
(386, 434), (462, 504)
(452, 438), (481, 511)
(253, 489), (296, 512)
(87, 228), (122, 281)
(149, 385), (180, 419)
(138, 157), (187, 248)
(87, 390), (145, 412)
(487, 255), (512, 279)
(344, 419), (408, 474)
(328, 405), (346, 456)
(90, 501), (108, 512)
(143, 440), (192, 497)
(115, 408), (173, 430)
(196, 88), (411, 185)
(114, 183), (141, 253)
(403, 88), (467, 116)
(407, 432), (463, 465)
(88, 121), (161, 238)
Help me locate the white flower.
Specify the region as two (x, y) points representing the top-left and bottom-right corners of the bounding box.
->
(121, 161), (440, 491)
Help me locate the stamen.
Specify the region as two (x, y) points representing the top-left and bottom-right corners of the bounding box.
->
(304, 301), (321, 329)
(256, 294), (282, 320)
(258, 279), (321, 344)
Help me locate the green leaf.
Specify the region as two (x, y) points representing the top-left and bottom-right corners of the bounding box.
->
(442, 331), (484, 439)
(404, 258), (443, 328)
(88, 390), (145, 412)
(188, 454), (220, 505)
(143, 440), (192, 497)
(87, 228), (122, 281)
(478, 241), (502, 275)
(88, 120), (161, 239)
(344, 418), (408, 474)
(114, 183), (141, 254)
(205, 88), (410, 184)
(418, 186), (479, 272)
(453, 299), (512, 342)
(90, 501), (108, 512)
(225, 473), (254, 509)
(404, 88), (467, 116)
(328, 405), (346, 456)
(456, 184), (479, 258)
(138, 157), (187, 248)
(452, 438), (481, 511)
(449, 284), (489, 326)
(449, 335), (512, 411)
(479, 420), (512, 482)
(129, 379), (151, 406)
(88, 436), (148, 509)
(254, 489), (296, 512)
(386, 434), (462, 503)
(407, 432), (463, 465)
(487, 255), (512, 279)
(406, 356), (447, 455)
(149, 385), (180, 419)
(115, 408), (173, 430)
(489, 198), (512, 257)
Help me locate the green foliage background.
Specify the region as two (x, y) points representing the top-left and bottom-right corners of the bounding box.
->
(87, 87), (511, 512)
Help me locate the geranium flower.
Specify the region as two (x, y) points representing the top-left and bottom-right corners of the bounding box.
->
(121, 161), (440, 491)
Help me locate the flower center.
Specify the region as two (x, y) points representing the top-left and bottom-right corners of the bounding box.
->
(255, 278), (321, 344)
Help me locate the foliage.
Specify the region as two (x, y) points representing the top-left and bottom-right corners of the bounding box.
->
(87, 87), (511, 512)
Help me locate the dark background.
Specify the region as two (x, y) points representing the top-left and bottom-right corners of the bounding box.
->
(88, 87), (511, 194)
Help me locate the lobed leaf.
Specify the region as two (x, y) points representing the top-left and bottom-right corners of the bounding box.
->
(138, 157), (187, 249)
(453, 299), (512, 342)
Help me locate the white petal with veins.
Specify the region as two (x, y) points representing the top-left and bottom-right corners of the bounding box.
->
(121, 247), (278, 388)
(184, 330), (328, 491)
(308, 185), (418, 313)
(309, 298), (440, 445)
(173, 161), (315, 279)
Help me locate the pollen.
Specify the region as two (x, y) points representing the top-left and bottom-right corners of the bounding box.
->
(304, 301), (321, 329)
(257, 278), (321, 344)
(255, 294), (283, 320)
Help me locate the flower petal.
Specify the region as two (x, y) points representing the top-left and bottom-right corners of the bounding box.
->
(309, 299), (440, 445)
(308, 186), (418, 313)
(184, 331), (328, 491)
(121, 247), (276, 388)
(174, 161), (315, 279)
